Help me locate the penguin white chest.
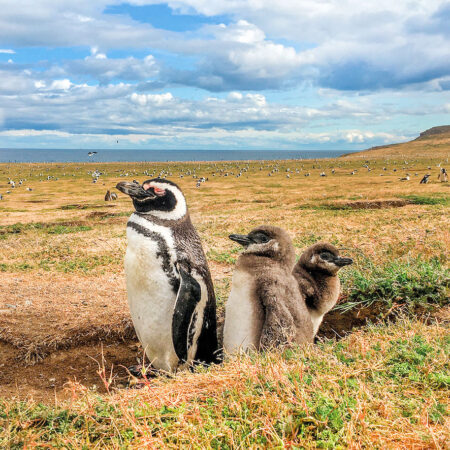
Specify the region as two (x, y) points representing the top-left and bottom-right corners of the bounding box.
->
(125, 221), (178, 371)
(223, 270), (263, 354)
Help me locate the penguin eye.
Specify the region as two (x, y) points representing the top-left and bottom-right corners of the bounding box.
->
(320, 252), (333, 261)
(252, 232), (270, 244)
(143, 182), (166, 196)
(153, 187), (166, 196)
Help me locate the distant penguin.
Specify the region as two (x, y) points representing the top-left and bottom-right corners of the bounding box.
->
(223, 226), (313, 354)
(292, 243), (353, 336)
(104, 190), (112, 201)
(438, 168), (448, 182)
(420, 174), (430, 184)
(116, 178), (219, 372)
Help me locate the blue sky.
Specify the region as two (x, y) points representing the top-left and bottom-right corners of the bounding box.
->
(0, 0), (449, 150)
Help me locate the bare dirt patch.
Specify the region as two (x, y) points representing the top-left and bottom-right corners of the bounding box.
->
(0, 342), (140, 401)
(319, 304), (385, 338)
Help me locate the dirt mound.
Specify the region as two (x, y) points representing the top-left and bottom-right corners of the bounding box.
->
(86, 211), (126, 219)
(0, 273), (135, 363)
(332, 199), (410, 210)
(60, 204), (117, 210)
(319, 305), (384, 338)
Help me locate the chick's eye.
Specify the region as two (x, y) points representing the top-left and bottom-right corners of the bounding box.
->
(320, 252), (333, 261)
(253, 233), (270, 243)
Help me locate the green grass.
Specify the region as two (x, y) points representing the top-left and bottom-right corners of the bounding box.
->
(400, 195), (450, 206)
(46, 225), (92, 234)
(0, 319), (447, 448)
(207, 247), (240, 265)
(339, 257), (449, 312)
(38, 254), (120, 273)
(0, 222), (92, 236)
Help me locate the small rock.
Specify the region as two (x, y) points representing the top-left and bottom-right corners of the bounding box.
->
(6, 304), (16, 309)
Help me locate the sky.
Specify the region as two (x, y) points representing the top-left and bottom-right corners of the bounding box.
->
(0, 0), (449, 151)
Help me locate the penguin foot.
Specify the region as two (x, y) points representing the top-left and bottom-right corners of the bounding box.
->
(127, 363), (155, 379)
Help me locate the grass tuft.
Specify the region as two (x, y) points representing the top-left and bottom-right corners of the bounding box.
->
(339, 257), (449, 312)
(400, 195), (449, 206)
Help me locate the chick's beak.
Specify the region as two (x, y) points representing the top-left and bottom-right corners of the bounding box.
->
(115, 181), (157, 200)
(334, 256), (353, 267)
(229, 234), (252, 247)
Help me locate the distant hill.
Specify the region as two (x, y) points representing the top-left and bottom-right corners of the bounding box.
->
(417, 125), (450, 138)
(343, 126), (450, 159)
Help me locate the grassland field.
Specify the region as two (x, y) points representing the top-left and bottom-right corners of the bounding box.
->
(0, 144), (449, 448)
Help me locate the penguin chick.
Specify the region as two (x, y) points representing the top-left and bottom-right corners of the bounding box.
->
(292, 243), (353, 336)
(223, 226), (313, 354)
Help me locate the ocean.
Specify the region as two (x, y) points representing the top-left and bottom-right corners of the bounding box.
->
(0, 148), (353, 163)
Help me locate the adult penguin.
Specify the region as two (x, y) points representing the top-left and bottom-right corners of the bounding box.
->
(116, 178), (219, 372)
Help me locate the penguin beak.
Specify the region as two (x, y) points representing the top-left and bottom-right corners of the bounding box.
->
(116, 181), (157, 200)
(229, 234), (252, 246)
(334, 256), (353, 267)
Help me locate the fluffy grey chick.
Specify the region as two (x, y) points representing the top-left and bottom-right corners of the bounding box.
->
(292, 243), (353, 336)
(223, 225), (313, 354)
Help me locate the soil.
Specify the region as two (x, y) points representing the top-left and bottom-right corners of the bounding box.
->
(0, 342), (140, 401)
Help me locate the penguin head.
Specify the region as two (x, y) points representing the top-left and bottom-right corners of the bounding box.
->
(116, 178), (187, 219)
(229, 225), (295, 267)
(299, 242), (353, 275)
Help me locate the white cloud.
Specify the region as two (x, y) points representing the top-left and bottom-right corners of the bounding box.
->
(50, 79), (72, 90)
(227, 91), (243, 101)
(131, 92), (174, 106)
(66, 54), (159, 83)
(0, 49), (15, 54)
(0, 1), (448, 91)
(0, 0), (448, 149)
(208, 20), (265, 44)
(0, 129), (72, 137)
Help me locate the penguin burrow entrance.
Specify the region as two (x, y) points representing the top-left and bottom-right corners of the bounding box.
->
(0, 271), (407, 401)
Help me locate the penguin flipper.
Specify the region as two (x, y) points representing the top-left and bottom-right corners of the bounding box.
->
(172, 265), (202, 363)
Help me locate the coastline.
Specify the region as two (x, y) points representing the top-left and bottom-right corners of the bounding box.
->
(0, 148), (355, 164)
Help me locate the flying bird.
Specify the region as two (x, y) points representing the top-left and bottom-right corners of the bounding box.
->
(88, 151), (98, 157)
